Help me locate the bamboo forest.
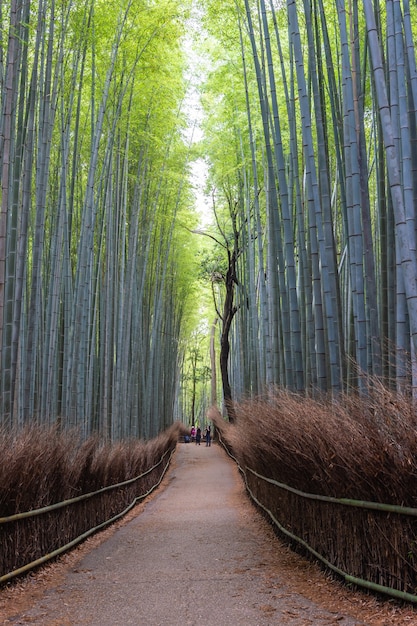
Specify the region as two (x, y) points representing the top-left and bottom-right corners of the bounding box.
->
(1, 0), (417, 439)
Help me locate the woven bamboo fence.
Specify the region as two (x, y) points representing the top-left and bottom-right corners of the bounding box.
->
(243, 465), (417, 601)
(212, 412), (417, 604)
(0, 445), (175, 584)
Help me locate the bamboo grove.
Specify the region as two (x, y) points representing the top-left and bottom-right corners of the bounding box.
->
(198, 0), (417, 405)
(0, 0), (200, 438)
(2, 0), (417, 438)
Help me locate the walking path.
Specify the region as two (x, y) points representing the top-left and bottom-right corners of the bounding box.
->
(1, 443), (413, 625)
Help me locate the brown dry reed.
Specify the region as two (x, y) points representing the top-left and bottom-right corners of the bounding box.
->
(0, 421), (183, 581)
(210, 386), (417, 597)
(211, 386), (417, 505)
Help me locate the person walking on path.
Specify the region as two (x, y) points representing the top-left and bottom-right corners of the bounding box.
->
(205, 425), (211, 446)
(195, 426), (201, 445)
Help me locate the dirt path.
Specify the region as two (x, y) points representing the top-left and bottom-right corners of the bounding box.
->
(1, 443), (416, 625)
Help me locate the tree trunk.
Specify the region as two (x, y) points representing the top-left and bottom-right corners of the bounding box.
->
(220, 249), (237, 423)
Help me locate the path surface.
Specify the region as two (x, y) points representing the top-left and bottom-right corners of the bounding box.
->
(1, 443), (415, 625)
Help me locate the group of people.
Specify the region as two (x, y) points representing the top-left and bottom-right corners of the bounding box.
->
(190, 425), (211, 446)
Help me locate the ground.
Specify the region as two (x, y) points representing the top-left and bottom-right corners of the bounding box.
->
(1, 443), (416, 625)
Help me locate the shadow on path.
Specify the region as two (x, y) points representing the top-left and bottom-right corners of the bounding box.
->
(6, 443), (367, 625)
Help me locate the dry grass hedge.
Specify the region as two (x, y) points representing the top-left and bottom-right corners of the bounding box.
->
(0, 422), (183, 581)
(210, 387), (417, 598)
